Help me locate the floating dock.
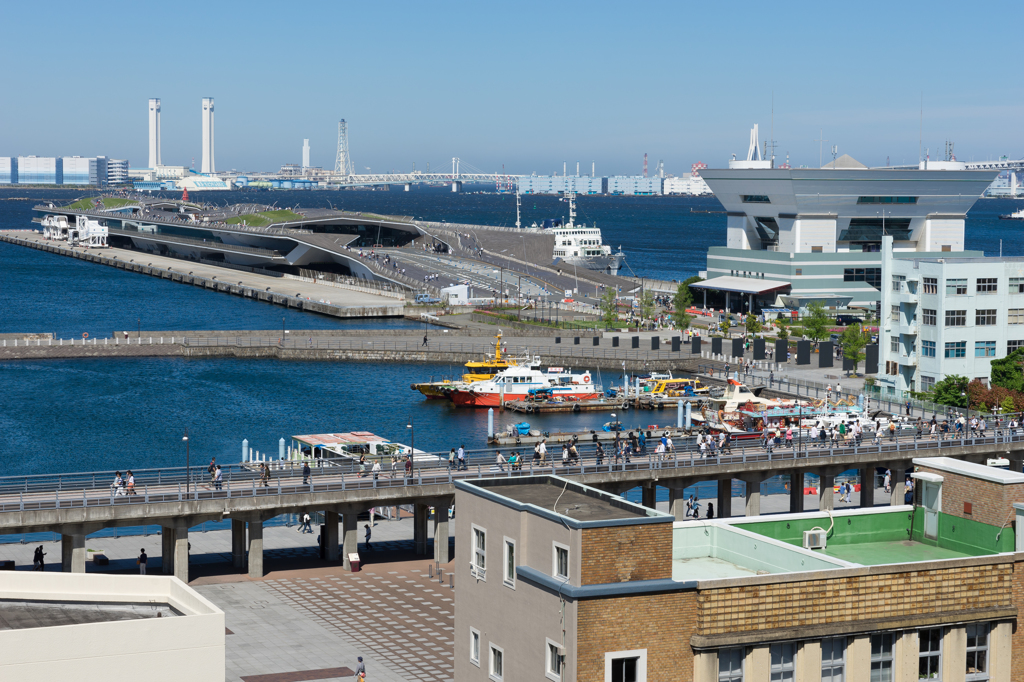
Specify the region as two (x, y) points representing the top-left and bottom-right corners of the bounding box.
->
(503, 398), (624, 414)
(487, 425), (694, 447)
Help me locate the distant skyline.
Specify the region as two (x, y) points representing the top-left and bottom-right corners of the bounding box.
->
(1, 1), (1020, 175)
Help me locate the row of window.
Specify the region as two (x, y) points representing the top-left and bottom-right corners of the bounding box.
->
(895, 307), (1021, 327)
(471, 525), (569, 586)
(914, 276), (1024, 295)
(739, 195), (919, 205)
(470, 631), (640, 682)
(893, 338), (1002, 359)
(718, 624), (990, 681)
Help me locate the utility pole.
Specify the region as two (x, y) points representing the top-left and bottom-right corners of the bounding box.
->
(814, 130), (829, 168)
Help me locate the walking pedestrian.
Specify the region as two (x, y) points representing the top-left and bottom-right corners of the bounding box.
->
(356, 657), (366, 677)
(137, 548), (148, 575)
(32, 545), (45, 571)
(214, 465), (222, 491)
(261, 462), (270, 487)
(404, 456), (413, 481)
(905, 400), (912, 416)
(538, 439), (547, 464)
(126, 470), (136, 496)
(302, 461), (311, 485)
(457, 445), (466, 471)
(207, 457), (217, 485)
(883, 469), (891, 494)
(448, 448), (456, 471)
(496, 450), (506, 471)
(422, 334), (428, 347)
(372, 460), (381, 480)
(364, 524), (372, 550)
(300, 512), (312, 533)
(769, 371), (774, 388)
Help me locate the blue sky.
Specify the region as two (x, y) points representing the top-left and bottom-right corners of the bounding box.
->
(1, 1), (1020, 175)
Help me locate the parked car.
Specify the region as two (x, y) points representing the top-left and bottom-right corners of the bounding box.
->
(835, 314), (863, 326)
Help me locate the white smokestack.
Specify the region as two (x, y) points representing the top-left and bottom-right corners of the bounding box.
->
(302, 139), (310, 169)
(201, 98), (215, 173)
(148, 98), (161, 168)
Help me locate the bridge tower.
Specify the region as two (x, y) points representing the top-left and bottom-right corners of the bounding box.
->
(335, 120), (353, 177)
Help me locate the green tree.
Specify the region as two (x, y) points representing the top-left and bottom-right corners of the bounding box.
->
(803, 302), (831, 344)
(840, 324), (867, 375)
(990, 348), (1024, 393)
(931, 374), (970, 408)
(671, 282), (693, 330)
(640, 290), (656, 326)
(1002, 395), (1017, 414)
(745, 314), (762, 334)
(776, 319), (789, 340)
(600, 288), (619, 327)
(721, 315), (731, 336)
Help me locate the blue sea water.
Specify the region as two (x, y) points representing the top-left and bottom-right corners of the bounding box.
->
(1, 188), (1023, 479)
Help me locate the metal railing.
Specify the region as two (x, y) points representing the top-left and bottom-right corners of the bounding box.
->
(0, 430), (1020, 514)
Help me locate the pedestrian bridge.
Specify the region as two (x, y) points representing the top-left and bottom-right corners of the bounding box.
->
(1, 432), (1019, 582)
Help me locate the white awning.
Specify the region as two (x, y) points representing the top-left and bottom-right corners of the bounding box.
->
(689, 276), (791, 295)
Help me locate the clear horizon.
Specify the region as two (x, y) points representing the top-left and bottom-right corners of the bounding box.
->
(1, 1), (1020, 176)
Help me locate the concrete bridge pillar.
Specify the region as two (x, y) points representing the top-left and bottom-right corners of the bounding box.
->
(888, 465), (906, 506)
(716, 478), (732, 519)
(859, 467), (876, 508)
(231, 519), (246, 569)
(737, 475), (762, 517)
(248, 520), (264, 578)
(342, 509), (359, 570)
(434, 497), (453, 564)
(641, 484), (658, 510)
(414, 503), (430, 555)
(404, 183), (412, 192)
(667, 481), (694, 520)
(817, 470), (837, 511)
(324, 511), (340, 562)
(789, 469), (805, 513)
(61, 534), (86, 573)
(173, 524), (190, 584)
(162, 526), (175, 575)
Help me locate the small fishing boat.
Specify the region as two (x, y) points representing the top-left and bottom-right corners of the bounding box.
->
(449, 365), (602, 408)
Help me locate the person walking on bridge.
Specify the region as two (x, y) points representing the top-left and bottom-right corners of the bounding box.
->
(214, 465), (222, 491)
(457, 445), (466, 471)
(207, 457), (217, 485)
(302, 461), (311, 485)
(32, 546), (45, 571)
(422, 333), (429, 348)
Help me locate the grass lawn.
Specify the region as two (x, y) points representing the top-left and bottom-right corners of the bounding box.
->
(65, 197), (135, 210)
(225, 209), (302, 227)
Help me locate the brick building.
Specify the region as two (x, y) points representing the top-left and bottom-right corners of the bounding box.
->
(455, 461), (1023, 682)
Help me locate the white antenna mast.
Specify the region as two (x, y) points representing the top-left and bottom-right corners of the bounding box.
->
(515, 181), (521, 229)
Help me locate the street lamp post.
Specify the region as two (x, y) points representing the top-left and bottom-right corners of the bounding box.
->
(407, 417), (415, 478)
(137, 318), (141, 340)
(183, 428), (190, 493)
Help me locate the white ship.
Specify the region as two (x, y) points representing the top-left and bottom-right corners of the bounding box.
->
(549, 191), (625, 275)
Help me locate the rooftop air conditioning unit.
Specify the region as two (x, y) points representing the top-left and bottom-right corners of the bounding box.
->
(803, 530), (827, 550)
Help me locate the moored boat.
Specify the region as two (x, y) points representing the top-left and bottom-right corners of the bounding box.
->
(449, 365), (602, 407)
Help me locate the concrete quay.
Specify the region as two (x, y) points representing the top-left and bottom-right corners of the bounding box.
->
(1, 434), (1019, 587)
(0, 230), (405, 318)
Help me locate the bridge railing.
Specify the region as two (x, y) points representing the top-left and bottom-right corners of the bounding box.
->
(1, 429), (1021, 514)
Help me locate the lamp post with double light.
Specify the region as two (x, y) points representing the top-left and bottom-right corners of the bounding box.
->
(183, 428), (191, 493)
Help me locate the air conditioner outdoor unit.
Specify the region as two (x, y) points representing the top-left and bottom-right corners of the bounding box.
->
(803, 530), (827, 550)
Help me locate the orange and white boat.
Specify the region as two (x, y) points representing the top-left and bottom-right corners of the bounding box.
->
(449, 365), (601, 408)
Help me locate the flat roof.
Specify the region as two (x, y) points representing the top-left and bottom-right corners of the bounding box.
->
(292, 432), (388, 447)
(458, 476), (671, 527)
(819, 540), (976, 566)
(689, 275), (791, 295)
(913, 456), (1024, 485)
(0, 600), (179, 630)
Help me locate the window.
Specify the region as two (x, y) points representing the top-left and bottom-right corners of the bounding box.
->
(1010, 277), (1024, 293)
(976, 309), (997, 326)
(890, 305), (900, 322)
(922, 340), (936, 357)
(924, 277), (938, 294)
(892, 275), (906, 292)
(769, 643), (794, 682)
(472, 525), (487, 579)
(945, 310), (966, 326)
(470, 628), (481, 666)
(946, 278), (967, 295)
(490, 644), (504, 681)
(923, 309), (936, 325)
(718, 648), (744, 682)
(843, 267), (882, 289)
(975, 341), (996, 358)
(857, 196), (918, 204)
(742, 195), (770, 203)
(821, 637), (846, 682)
(606, 649), (646, 682)
(976, 278), (998, 293)
(919, 628), (941, 680)
(1010, 309), (1024, 325)
(553, 542), (569, 580)
(922, 375), (936, 391)
(871, 633), (894, 682)
(945, 342), (966, 358)
(890, 336), (899, 353)
(1009, 340), (1024, 354)
(503, 538), (516, 588)
(547, 639), (564, 681)
(966, 623), (989, 680)
(795, 269), (803, 276)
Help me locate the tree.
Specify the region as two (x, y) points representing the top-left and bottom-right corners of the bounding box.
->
(745, 314), (762, 334)
(840, 324), (867, 375)
(671, 282), (694, 330)
(640, 290), (656, 326)
(776, 319), (789, 340)
(990, 348), (1024, 393)
(600, 288), (619, 327)
(803, 302), (831, 345)
(931, 374), (969, 408)
(721, 315), (731, 336)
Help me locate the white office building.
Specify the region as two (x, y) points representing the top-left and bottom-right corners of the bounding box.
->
(107, 158), (129, 185)
(879, 235), (1024, 394)
(663, 175), (713, 196)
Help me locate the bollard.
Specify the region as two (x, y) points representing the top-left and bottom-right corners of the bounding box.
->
(677, 400), (683, 428)
(279, 438), (285, 460)
(685, 401), (692, 430)
(488, 408), (494, 439)
(242, 439), (249, 463)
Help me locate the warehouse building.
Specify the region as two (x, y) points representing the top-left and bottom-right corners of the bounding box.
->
(519, 175), (605, 195)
